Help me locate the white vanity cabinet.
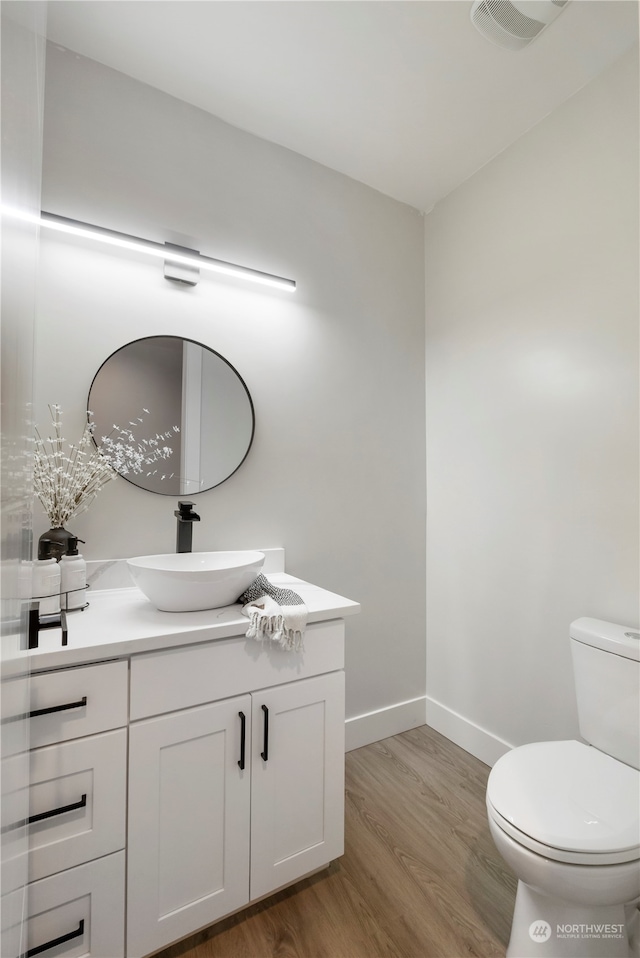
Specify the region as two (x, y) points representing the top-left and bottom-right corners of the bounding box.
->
(12, 660), (128, 958)
(18, 574), (358, 958)
(126, 621), (345, 958)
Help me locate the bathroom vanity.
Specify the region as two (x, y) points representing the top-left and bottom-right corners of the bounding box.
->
(7, 563), (359, 958)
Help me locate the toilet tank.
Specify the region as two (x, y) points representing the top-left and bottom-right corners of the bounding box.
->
(570, 618), (640, 770)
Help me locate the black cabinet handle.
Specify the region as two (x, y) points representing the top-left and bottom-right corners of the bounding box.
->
(2, 794), (87, 835)
(2, 696), (88, 727)
(261, 704), (269, 762)
(238, 711), (246, 770)
(21, 918), (84, 958)
(29, 696), (87, 719)
(29, 793), (87, 826)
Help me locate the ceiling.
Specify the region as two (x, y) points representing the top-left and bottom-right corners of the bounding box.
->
(45, 1), (638, 212)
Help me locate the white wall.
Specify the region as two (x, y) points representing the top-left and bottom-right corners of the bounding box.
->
(36, 45), (426, 745)
(424, 47), (639, 765)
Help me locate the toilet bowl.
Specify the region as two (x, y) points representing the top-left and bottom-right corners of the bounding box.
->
(487, 740), (640, 957)
(487, 619), (640, 958)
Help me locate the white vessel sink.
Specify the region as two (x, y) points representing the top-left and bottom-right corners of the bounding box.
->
(127, 551), (264, 612)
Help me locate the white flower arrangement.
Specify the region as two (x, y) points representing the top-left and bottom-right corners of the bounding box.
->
(98, 408), (179, 481)
(33, 405), (178, 526)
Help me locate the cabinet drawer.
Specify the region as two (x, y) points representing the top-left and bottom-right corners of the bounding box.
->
(28, 660), (128, 747)
(24, 851), (125, 958)
(130, 620), (344, 720)
(1, 729), (127, 883)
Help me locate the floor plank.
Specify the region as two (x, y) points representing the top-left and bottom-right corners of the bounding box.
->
(153, 724), (516, 958)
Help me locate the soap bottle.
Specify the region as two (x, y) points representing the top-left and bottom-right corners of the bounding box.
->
(59, 536), (87, 611)
(32, 539), (61, 615)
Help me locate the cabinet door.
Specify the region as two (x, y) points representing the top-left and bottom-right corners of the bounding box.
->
(250, 671), (345, 900)
(127, 695), (251, 958)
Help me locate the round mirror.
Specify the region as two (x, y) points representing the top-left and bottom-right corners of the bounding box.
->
(88, 336), (255, 495)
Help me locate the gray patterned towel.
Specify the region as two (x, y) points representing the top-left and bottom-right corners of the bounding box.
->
(239, 573), (307, 651)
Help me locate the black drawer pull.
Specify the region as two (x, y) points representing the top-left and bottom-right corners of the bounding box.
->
(29, 793), (87, 826)
(29, 696), (87, 719)
(238, 711), (246, 770)
(1, 696), (87, 727)
(2, 794), (87, 834)
(261, 704), (269, 762)
(21, 918), (85, 958)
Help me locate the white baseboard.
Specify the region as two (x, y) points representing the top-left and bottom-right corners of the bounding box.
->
(345, 694), (513, 765)
(345, 696), (427, 751)
(425, 695), (513, 767)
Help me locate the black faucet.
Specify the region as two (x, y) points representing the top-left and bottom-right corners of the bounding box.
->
(174, 501), (201, 553)
(28, 602), (68, 649)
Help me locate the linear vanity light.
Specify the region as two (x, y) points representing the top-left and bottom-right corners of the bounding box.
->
(5, 208), (296, 292)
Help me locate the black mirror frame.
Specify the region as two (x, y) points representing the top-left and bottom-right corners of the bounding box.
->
(87, 335), (255, 496)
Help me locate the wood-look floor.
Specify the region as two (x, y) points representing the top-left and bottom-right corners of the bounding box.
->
(155, 724), (517, 958)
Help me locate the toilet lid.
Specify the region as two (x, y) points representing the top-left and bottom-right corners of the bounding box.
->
(487, 741), (640, 858)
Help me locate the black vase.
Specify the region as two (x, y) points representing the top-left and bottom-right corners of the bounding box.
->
(38, 527), (76, 561)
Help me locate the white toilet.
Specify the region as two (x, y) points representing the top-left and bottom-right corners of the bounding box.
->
(486, 618), (640, 958)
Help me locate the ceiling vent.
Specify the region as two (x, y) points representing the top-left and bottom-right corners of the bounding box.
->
(470, 0), (569, 50)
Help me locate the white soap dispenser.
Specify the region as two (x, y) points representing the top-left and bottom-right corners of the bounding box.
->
(32, 538), (61, 615)
(59, 535), (87, 610)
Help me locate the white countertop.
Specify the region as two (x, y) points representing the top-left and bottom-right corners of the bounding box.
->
(25, 574), (361, 671)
